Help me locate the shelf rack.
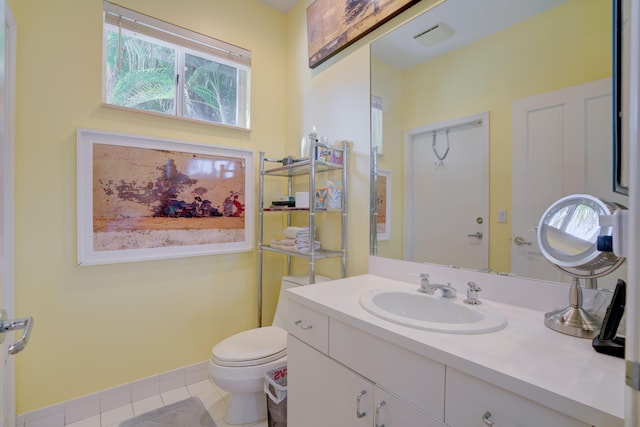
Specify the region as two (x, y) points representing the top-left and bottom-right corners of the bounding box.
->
(257, 140), (348, 326)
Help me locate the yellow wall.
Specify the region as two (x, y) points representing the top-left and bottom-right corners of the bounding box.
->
(9, 0), (289, 413)
(285, 1), (370, 279)
(375, 0), (611, 271)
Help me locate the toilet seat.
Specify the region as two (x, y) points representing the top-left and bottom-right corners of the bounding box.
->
(211, 326), (287, 367)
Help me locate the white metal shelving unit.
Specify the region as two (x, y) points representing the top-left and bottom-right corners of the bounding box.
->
(257, 140), (348, 326)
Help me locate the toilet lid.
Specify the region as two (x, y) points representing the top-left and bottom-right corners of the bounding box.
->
(211, 326), (287, 367)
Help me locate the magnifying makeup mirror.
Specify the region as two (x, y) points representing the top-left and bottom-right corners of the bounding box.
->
(537, 194), (626, 338)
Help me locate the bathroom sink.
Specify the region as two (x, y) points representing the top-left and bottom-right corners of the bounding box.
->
(359, 289), (507, 334)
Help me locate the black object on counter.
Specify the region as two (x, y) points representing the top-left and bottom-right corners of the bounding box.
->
(592, 279), (626, 358)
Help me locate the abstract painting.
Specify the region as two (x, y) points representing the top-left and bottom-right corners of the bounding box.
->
(307, 0), (420, 68)
(77, 129), (253, 265)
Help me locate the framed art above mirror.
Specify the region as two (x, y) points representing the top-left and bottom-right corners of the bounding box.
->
(369, 0), (628, 290)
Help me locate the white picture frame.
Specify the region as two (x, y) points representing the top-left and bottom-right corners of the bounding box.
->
(377, 169), (391, 241)
(77, 128), (254, 265)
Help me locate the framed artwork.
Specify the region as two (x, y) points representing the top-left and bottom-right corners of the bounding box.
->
(77, 129), (253, 266)
(376, 169), (391, 240)
(306, 0), (420, 68)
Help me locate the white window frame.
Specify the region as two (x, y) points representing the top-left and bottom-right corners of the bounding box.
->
(371, 95), (383, 154)
(102, 1), (251, 130)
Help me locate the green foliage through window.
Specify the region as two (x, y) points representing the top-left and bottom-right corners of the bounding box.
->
(103, 2), (251, 129)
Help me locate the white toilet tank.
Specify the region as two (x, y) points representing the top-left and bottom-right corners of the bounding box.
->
(271, 275), (331, 329)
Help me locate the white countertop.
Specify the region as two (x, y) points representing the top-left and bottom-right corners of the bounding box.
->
(287, 274), (625, 427)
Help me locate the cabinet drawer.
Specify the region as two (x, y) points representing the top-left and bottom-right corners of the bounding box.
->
(445, 368), (590, 427)
(329, 319), (445, 421)
(287, 300), (329, 354)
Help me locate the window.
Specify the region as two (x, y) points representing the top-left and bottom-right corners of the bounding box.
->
(103, 1), (251, 129)
(371, 95), (383, 154)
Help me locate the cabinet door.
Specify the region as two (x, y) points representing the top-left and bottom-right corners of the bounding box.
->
(374, 387), (445, 427)
(445, 368), (590, 427)
(288, 335), (373, 427)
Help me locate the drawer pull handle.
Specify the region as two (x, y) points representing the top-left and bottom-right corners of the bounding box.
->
(375, 400), (386, 427)
(356, 390), (367, 418)
(294, 320), (312, 330)
(482, 411), (495, 426)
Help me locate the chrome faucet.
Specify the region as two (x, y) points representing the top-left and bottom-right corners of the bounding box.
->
(464, 281), (482, 305)
(418, 274), (457, 298)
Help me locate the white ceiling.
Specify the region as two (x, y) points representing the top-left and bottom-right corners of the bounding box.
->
(258, 0), (299, 13)
(371, 0), (566, 70)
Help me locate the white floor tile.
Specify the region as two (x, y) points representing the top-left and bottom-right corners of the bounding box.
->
(100, 404), (133, 427)
(160, 386), (190, 405)
(58, 381), (240, 427)
(200, 391), (228, 422)
(64, 414), (100, 427)
(132, 395), (164, 416)
(187, 379), (216, 397)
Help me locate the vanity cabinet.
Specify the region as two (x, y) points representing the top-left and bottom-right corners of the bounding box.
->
(287, 298), (595, 427)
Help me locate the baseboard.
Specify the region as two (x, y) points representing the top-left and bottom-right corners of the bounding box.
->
(16, 360), (209, 427)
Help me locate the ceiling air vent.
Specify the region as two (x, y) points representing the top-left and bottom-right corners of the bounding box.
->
(414, 22), (455, 48)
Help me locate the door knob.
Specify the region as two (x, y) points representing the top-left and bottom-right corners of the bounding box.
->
(467, 232), (483, 239)
(514, 236), (532, 246)
(0, 310), (34, 355)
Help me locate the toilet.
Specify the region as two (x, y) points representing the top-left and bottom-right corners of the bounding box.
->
(208, 275), (330, 425)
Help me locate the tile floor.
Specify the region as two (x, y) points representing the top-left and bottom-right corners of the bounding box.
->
(34, 379), (267, 427)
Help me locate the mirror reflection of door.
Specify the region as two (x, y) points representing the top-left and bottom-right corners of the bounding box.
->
(405, 113), (489, 269)
(511, 78), (628, 290)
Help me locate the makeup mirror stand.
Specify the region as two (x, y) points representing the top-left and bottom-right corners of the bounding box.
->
(544, 260), (626, 339)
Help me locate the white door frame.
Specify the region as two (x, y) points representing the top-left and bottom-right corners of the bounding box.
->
(2, 3), (16, 427)
(403, 112), (489, 265)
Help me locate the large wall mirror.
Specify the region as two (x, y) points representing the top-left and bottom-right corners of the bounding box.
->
(370, 0), (628, 290)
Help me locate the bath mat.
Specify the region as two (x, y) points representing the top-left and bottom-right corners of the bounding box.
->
(119, 397), (216, 427)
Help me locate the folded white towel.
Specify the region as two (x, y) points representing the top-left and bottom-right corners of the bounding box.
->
(284, 226), (313, 239)
(293, 242), (321, 254)
(270, 238), (295, 246)
(270, 237), (321, 253)
(295, 240), (321, 250)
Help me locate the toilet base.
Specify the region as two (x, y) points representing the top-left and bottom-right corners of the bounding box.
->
(225, 391), (267, 425)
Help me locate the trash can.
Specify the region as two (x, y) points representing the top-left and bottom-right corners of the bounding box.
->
(264, 365), (287, 427)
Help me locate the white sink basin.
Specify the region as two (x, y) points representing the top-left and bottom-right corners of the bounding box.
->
(360, 289), (507, 334)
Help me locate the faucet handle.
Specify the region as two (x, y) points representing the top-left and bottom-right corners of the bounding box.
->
(464, 282), (482, 305)
(417, 274), (431, 293)
(467, 281), (481, 292)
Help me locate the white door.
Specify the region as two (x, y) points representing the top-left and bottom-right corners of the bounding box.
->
(511, 78), (627, 289)
(1, 4), (17, 427)
(404, 113), (489, 270)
